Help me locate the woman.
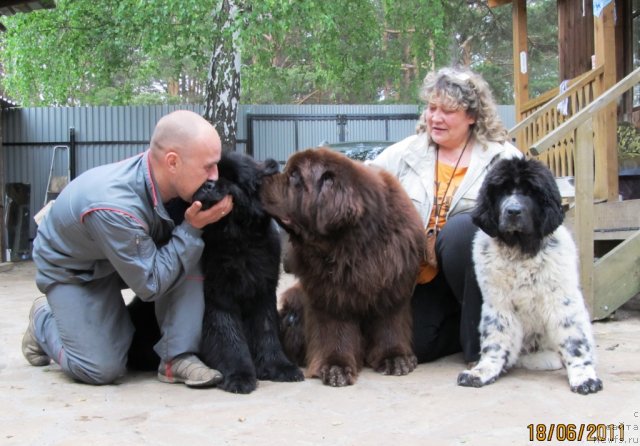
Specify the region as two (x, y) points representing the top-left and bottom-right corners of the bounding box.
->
(369, 66), (522, 364)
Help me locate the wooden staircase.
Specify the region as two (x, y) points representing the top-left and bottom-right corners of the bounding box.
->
(509, 66), (640, 320)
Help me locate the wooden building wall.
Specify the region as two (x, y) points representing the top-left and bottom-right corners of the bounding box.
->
(557, 0), (594, 80)
(558, 0), (634, 124)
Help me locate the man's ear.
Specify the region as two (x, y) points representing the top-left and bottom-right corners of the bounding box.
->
(165, 151), (179, 172)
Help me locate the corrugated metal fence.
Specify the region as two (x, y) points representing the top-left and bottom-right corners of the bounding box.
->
(2, 103), (515, 243)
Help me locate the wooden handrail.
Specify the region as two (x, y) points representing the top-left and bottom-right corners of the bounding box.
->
(531, 66), (640, 156)
(521, 66), (603, 113)
(509, 66), (604, 137)
(521, 85), (560, 112)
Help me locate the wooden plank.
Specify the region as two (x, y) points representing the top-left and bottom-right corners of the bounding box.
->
(530, 66), (640, 156)
(593, 1), (618, 201)
(509, 67), (603, 139)
(521, 86), (559, 112)
(593, 230), (640, 320)
(488, 0), (512, 7)
(558, 0), (594, 80)
(565, 199), (640, 240)
(592, 230), (638, 241)
(591, 200), (640, 237)
(574, 120), (595, 315)
(512, 0), (528, 126)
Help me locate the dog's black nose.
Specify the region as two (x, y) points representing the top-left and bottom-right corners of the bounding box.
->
(193, 180), (218, 210)
(505, 205), (522, 216)
(200, 180), (216, 193)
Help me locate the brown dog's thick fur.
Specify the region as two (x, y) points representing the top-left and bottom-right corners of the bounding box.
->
(261, 147), (425, 386)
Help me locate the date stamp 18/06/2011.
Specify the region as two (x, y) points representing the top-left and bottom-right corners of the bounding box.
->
(527, 423), (627, 443)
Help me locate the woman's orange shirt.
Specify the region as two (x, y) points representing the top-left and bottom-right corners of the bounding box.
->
(416, 162), (468, 284)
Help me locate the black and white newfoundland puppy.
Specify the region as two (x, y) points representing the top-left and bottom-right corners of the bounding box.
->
(457, 157), (603, 395)
(128, 151), (303, 393)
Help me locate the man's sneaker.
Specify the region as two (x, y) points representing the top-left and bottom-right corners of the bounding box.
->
(158, 353), (223, 388)
(21, 296), (50, 366)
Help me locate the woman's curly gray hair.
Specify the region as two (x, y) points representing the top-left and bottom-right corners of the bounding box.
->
(416, 66), (507, 146)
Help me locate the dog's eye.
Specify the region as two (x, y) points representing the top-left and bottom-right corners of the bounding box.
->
(319, 171), (334, 187)
(290, 170), (303, 188)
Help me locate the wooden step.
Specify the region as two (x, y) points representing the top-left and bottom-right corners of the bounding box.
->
(592, 229), (640, 320)
(564, 199), (640, 240)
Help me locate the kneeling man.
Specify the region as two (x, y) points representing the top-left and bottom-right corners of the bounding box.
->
(23, 110), (232, 387)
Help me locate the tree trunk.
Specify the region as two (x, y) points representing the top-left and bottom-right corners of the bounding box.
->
(203, 0), (241, 153)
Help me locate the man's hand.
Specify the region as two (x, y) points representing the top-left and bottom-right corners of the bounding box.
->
(184, 195), (233, 229)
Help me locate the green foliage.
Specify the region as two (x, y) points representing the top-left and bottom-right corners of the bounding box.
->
(442, 0), (558, 105)
(525, 0), (559, 97)
(0, 0), (451, 105)
(242, 1), (384, 103)
(379, 0), (447, 102)
(1, 0), (215, 106)
(240, 0), (447, 104)
(618, 122), (640, 157)
(0, 0), (559, 106)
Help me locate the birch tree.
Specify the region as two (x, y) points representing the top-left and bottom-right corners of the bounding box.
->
(203, 0), (242, 152)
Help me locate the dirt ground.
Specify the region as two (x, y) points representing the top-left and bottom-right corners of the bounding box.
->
(1, 261), (639, 446)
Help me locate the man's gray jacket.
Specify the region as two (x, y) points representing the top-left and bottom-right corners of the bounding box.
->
(32, 150), (204, 300)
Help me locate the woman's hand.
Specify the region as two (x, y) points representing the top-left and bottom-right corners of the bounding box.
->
(184, 195), (233, 229)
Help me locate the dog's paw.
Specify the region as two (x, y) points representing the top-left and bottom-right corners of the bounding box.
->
(257, 362), (304, 383)
(457, 370), (496, 388)
(319, 364), (356, 387)
(219, 372), (258, 394)
(570, 378), (603, 395)
(375, 354), (418, 376)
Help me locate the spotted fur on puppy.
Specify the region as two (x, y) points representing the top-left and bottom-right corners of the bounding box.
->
(457, 158), (602, 395)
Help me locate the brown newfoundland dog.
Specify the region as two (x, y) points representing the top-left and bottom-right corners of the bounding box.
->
(260, 147), (425, 387)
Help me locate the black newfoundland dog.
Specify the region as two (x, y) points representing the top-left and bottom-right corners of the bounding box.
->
(128, 151), (303, 393)
(457, 157), (602, 395)
(261, 147), (425, 387)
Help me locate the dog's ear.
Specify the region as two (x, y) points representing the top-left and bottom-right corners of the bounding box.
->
(533, 161), (564, 236)
(540, 198), (564, 236)
(315, 169), (364, 234)
(260, 158), (280, 177)
(472, 179), (500, 237)
(472, 199), (499, 237)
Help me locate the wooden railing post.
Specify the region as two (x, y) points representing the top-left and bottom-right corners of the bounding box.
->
(593, 1), (618, 201)
(574, 119), (595, 315)
(512, 0), (528, 150)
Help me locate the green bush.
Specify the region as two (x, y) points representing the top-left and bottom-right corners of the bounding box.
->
(618, 122), (640, 157)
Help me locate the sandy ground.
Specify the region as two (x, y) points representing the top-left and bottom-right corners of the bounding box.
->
(1, 261), (639, 446)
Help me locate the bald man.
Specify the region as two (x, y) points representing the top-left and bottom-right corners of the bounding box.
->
(24, 110), (233, 387)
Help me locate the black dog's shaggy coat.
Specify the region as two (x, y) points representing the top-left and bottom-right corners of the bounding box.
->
(128, 151), (303, 393)
(457, 157), (602, 395)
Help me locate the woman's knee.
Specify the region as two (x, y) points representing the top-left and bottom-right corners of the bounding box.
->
(437, 213), (477, 255)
